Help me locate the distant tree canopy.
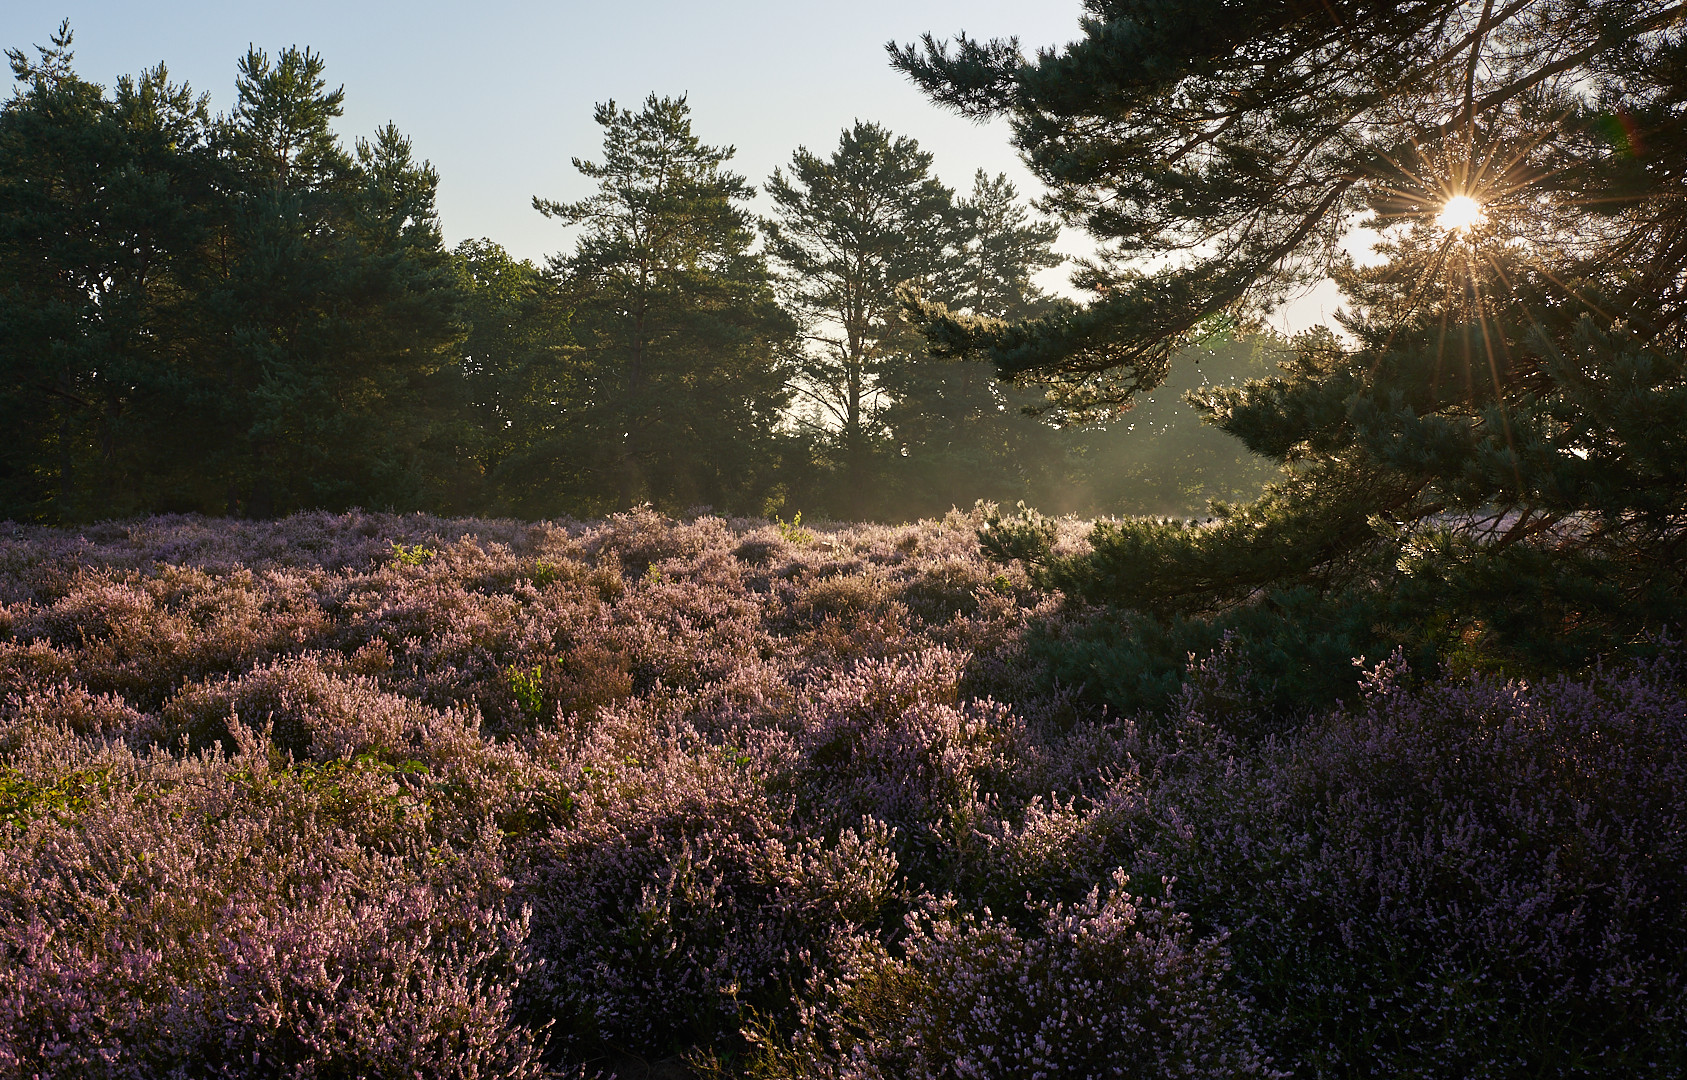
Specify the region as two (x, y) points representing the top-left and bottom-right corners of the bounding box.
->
(217, 47), (465, 519)
(0, 22), (1282, 526)
(447, 237), (574, 516)
(899, 0), (1687, 679)
(0, 25), (215, 522)
(0, 28), (545, 524)
(877, 170), (1074, 517)
(0, 26), (464, 521)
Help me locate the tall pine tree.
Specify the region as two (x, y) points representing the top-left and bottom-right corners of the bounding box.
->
(762, 122), (955, 517)
(876, 169), (1069, 518)
(207, 46), (463, 516)
(0, 23), (220, 521)
(447, 238), (579, 517)
(533, 95), (796, 515)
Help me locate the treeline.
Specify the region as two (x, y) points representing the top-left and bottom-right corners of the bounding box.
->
(0, 26), (1275, 525)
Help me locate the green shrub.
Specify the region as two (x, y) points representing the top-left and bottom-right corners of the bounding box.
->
(388, 541), (435, 567)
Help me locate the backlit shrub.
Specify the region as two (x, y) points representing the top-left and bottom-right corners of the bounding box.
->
(520, 700), (900, 1055)
(163, 656), (452, 760)
(751, 873), (1270, 1080)
(1118, 649), (1687, 1077)
(0, 740), (544, 1079)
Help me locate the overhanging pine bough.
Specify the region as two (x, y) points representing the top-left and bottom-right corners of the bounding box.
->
(891, 0), (1687, 418)
(894, 0), (1687, 676)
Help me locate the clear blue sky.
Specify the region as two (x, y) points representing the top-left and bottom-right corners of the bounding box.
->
(2, 1), (1088, 267)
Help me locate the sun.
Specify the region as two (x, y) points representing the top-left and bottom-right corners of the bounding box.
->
(1436, 194), (1486, 232)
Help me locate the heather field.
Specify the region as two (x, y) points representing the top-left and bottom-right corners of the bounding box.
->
(1, 509), (1683, 1078)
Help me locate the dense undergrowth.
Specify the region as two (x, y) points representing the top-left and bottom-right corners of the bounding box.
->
(1, 509), (1682, 1078)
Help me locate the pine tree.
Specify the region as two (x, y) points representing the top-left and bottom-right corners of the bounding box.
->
(1, 31), (472, 522)
(534, 95), (796, 515)
(206, 47), (464, 516)
(762, 122), (956, 516)
(0, 23), (221, 521)
(897, 1), (1687, 682)
(946, 169), (1063, 323)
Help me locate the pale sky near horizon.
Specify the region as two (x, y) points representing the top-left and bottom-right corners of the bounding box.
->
(1, 1), (1343, 331)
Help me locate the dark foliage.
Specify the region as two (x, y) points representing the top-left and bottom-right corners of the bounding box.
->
(0, 28), (467, 521)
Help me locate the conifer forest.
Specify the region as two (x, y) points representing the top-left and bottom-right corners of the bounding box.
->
(2, 3), (1685, 1077)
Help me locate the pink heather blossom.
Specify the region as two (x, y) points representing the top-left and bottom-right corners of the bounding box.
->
(0, 508), (1679, 1076)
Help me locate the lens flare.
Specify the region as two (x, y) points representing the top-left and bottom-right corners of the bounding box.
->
(1436, 194), (1486, 232)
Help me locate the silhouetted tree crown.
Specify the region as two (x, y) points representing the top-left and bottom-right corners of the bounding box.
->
(0, 30), (463, 521)
(894, 0), (1687, 415)
(532, 94), (796, 515)
(0, 21), (1281, 526)
(762, 121), (958, 513)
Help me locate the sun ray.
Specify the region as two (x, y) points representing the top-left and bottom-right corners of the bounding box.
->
(1357, 231), (1461, 380)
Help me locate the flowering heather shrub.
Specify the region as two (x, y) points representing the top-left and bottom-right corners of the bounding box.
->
(163, 656), (456, 760)
(0, 739), (544, 1078)
(895, 558), (999, 624)
(1119, 649), (1687, 1077)
(1, 565), (333, 710)
(1, 506), (1682, 1076)
(0, 682), (159, 757)
(748, 873), (1270, 1080)
(789, 648), (1025, 885)
(521, 699), (900, 1055)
